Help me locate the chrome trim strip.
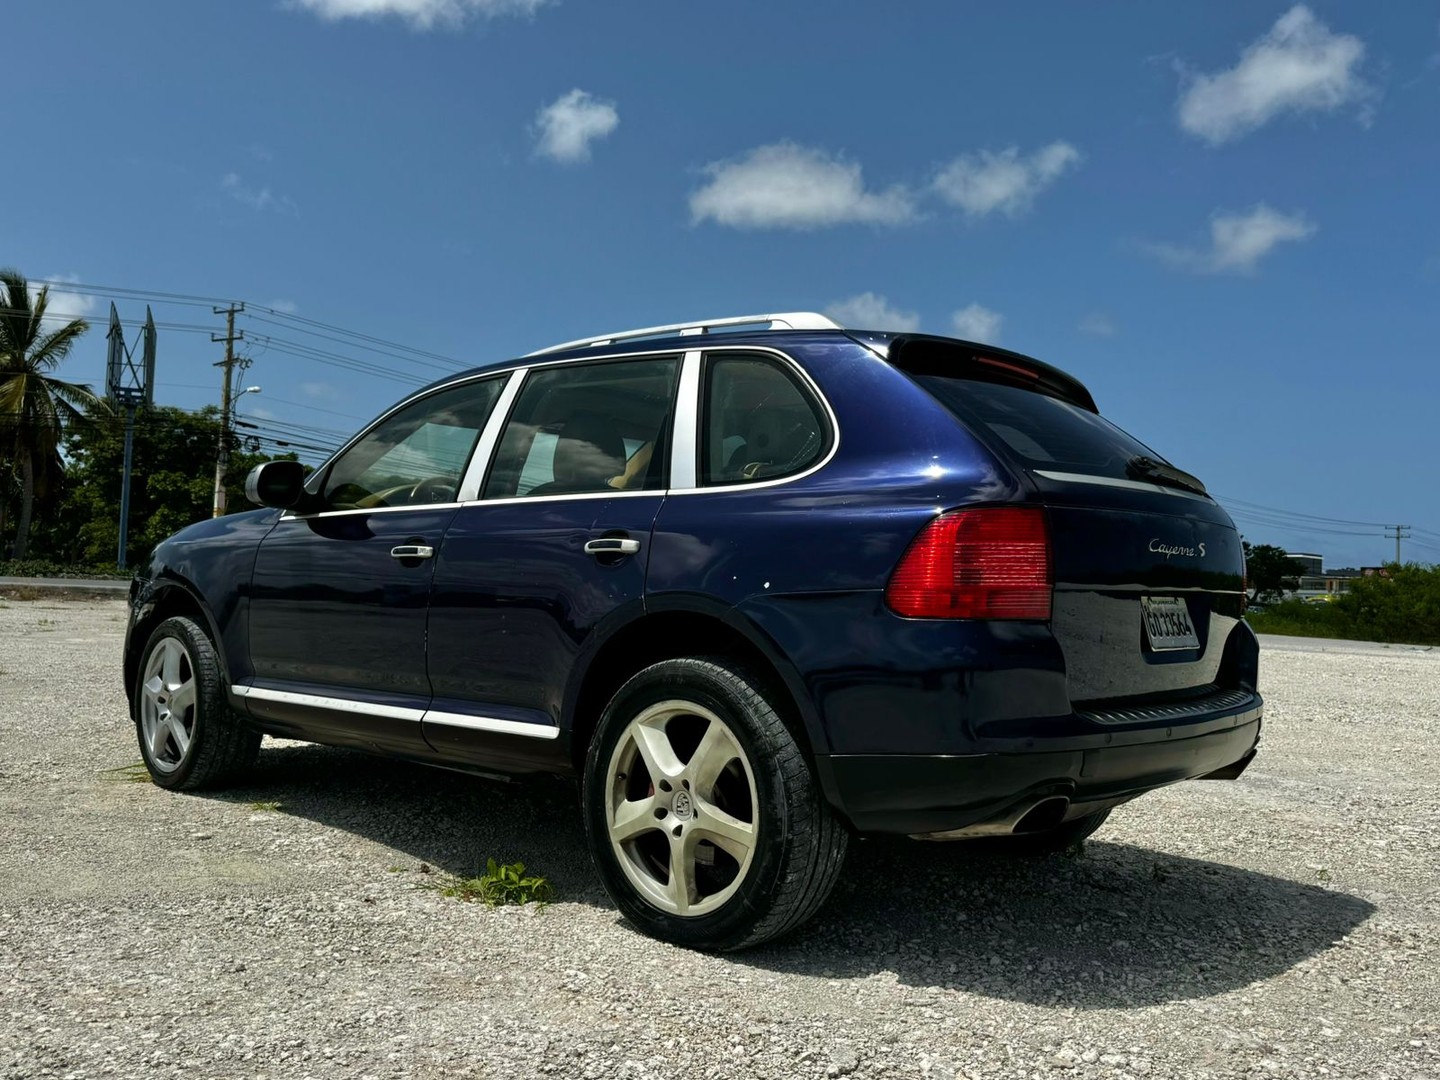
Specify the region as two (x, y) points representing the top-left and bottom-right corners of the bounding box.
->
(458, 368), (526, 502)
(459, 489), (666, 509)
(232, 685), (426, 722)
(281, 501), (462, 521)
(1032, 470), (1211, 502)
(232, 685), (561, 740)
(422, 710), (561, 740)
(670, 351), (702, 489)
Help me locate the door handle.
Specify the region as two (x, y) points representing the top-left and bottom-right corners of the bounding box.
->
(390, 544), (435, 560)
(584, 537), (641, 557)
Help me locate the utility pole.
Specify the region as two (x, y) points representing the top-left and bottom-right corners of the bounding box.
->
(211, 303), (244, 517)
(1385, 524), (1411, 565)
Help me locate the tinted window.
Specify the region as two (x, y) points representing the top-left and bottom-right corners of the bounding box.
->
(322, 378), (502, 510)
(484, 356), (680, 499)
(917, 376), (1161, 479)
(702, 354), (827, 486)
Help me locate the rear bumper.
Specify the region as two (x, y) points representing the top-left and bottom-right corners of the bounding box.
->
(816, 705), (1261, 836)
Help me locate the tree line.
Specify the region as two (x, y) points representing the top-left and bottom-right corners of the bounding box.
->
(1, 269), (281, 568)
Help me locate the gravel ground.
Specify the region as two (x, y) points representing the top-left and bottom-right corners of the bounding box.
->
(1, 598), (1437, 1080)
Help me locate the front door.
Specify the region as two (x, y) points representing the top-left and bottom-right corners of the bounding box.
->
(244, 375), (505, 754)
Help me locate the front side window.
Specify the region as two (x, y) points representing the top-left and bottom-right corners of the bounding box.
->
(322, 377), (503, 510)
(483, 356), (680, 499)
(701, 353), (827, 486)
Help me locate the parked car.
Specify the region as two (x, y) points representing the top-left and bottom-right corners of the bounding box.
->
(124, 312), (1261, 950)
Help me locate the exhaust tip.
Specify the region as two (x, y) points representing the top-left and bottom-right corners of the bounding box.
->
(1013, 796), (1070, 834)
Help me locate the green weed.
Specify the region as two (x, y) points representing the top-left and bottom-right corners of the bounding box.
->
(430, 859), (554, 907)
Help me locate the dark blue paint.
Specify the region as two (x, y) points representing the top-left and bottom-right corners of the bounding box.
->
(125, 326), (1260, 831)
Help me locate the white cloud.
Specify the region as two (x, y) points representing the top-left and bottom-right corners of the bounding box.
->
(288, 0), (548, 30)
(534, 89), (619, 164)
(30, 274), (98, 327)
(951, 303), (1003, 342)
(268, 299), (300, 314)
(690, 143), (915, 230)
(824, 293), (921, 332)
(1177, 5), (1373, 144)
(1145, 204), (1317, 274)
(1078, 312), (1117, 337)
(300, 381), (338, 400)
(221, 173), (297, 215)
(932, 142), (1080, 218)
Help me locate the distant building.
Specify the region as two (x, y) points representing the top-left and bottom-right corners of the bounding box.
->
(1283, 551), (1360, 597)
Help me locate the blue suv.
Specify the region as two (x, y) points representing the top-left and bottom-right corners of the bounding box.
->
(124, 312), (1261, 950)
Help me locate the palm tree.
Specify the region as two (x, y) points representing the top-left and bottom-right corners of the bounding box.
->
(0, 269), (104, 559)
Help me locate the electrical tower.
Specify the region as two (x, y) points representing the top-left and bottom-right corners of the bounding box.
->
(211, 303), (245, 517)
(105, 305), (156, 571)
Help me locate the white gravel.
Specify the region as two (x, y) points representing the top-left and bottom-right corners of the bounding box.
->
(1, 597), (1437, 1079)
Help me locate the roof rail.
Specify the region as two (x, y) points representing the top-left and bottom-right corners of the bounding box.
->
(524, 311), (843, 357)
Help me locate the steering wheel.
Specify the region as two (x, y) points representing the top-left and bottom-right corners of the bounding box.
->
(409, 475), (458, 505)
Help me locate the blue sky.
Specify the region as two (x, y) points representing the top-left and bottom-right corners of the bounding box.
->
(7, 0), (1439, 566)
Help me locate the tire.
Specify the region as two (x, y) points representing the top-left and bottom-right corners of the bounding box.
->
(132, 616), (261, 791)
(990, 807), (1112, 855)
(582, 657), (847, 951)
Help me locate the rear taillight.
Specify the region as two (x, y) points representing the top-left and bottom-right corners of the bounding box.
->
(885, 506), (1052, 619)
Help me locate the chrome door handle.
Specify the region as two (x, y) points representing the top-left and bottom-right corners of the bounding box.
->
(584, 538), (641, 556)
(390, 545), (435, 560)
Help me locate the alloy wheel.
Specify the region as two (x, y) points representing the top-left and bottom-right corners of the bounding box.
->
(139, 637), (197, 773)
(604, 699), (759, 917)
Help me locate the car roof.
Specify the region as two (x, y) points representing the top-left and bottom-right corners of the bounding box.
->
(412, 315), (1096, 411)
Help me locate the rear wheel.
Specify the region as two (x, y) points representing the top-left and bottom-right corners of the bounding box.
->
(133, 616), (261, 790)
(583, 657), (847, 951)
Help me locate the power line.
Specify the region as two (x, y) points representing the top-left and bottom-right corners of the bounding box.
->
(1215, 494), (1389, 529)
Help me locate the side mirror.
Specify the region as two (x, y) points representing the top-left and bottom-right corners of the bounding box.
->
(245, 460), (310, 509)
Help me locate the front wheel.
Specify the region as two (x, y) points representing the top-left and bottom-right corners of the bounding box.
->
(583, 657), (847, 951)
(133, 616), (261, 790)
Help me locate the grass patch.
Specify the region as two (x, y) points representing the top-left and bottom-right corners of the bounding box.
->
(427, 859), (554, 908)
(248, 800), (284, 812)
(101, 761), (151, 784)
(1245, 611), (1355, 639)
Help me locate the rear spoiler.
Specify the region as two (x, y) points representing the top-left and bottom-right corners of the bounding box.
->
(853, 332), (1098, 413)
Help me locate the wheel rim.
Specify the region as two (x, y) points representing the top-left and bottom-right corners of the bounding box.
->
(604, 699), (760, 918)
(139, 637), (198, 774)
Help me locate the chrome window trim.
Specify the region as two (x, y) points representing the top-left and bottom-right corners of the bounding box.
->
(287, 342), (841, 520)
(669, 344), (840, 496)
(457, 368), (527, 502)
(670, 351), (702, 489)
(232, 685), (560, 740)
(459, 489), (666, 509)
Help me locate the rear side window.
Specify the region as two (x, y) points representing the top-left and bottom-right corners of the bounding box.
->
(916, 376), (1161, 480)
(702, 353), (827, 485)
(484, 355), (680, 499)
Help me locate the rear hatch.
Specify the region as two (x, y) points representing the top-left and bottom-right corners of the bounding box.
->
(904, 353), (1248, 709)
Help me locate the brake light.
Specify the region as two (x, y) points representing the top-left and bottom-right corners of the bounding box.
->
(886, 507), (1052, 619)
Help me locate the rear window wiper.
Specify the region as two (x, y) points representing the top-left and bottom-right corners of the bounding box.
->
(1126, 455), (1208, 497)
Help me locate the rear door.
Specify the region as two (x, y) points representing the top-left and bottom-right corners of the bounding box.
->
(423, 353), (681, 768)
(913, 374), (1248, 704)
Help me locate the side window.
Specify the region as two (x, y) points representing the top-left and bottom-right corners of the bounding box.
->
(702, 353), (827, 486)
(483, 356), (680, 499)
(322, 377), (503, 510)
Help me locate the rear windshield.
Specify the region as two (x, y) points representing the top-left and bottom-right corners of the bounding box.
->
(916, 376), (1162, 480)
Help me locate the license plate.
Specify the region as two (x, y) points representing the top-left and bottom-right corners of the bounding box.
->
(1141, 595), (1199, 651)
